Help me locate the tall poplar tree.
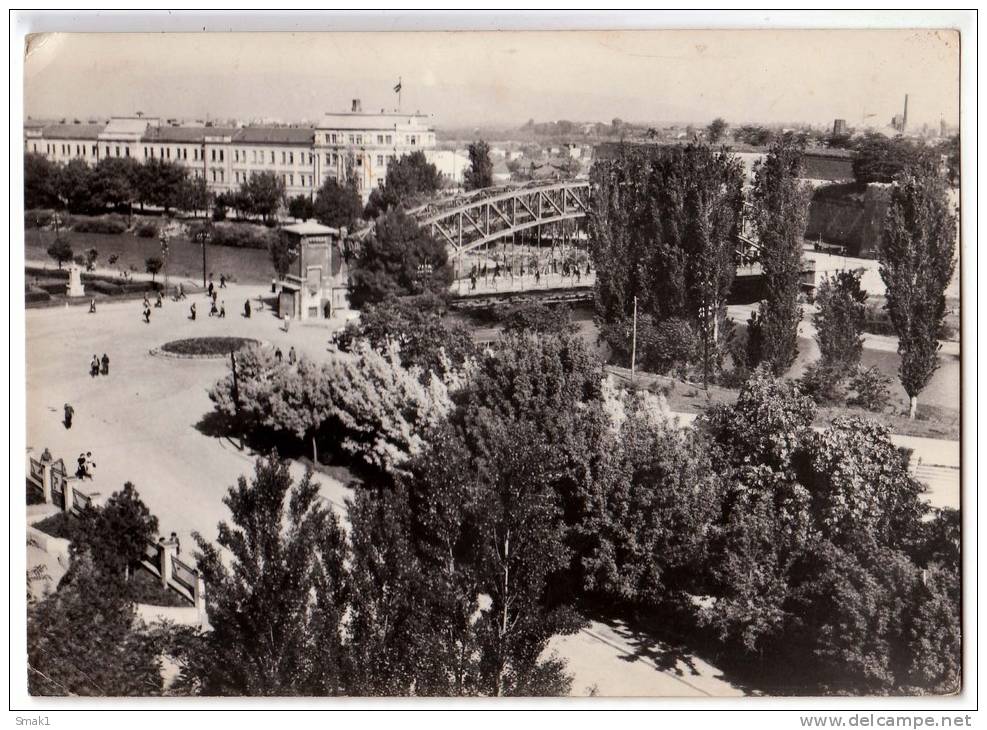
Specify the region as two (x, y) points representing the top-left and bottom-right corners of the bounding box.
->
(749, 137), (812, 376)
(879, 161), (957, 418)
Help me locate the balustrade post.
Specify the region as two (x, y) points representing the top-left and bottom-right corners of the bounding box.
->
(62, 475), (74, 514)
(40, 461), (52, 504)
(158, 537), (178, 588)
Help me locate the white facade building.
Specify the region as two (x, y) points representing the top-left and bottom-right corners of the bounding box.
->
(24, 100), (436, 202)
(426, 149), (470, 185)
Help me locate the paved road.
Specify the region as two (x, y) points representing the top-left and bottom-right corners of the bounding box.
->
(26, 282), (354, 546)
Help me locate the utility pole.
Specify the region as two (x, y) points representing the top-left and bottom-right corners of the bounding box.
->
(230, 350), (242, 450)
(631, 295), (638, 386)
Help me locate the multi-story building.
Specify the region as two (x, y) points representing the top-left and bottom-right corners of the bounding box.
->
(24, 99), (437, 202)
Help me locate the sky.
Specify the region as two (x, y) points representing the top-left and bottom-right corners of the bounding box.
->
(23, 29), (960, 130)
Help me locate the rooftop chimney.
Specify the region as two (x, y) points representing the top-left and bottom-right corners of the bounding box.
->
(351, 99), (362, 113)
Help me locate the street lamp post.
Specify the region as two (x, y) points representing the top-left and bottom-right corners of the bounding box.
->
(160, 231), (170, 295)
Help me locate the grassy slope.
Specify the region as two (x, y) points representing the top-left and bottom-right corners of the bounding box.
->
(26, 229), (275, 285)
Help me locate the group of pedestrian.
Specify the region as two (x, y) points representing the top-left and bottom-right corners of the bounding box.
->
(89, 353), (110, 377)
(274, 346), (297, 364)
(76, 451), (96, 480)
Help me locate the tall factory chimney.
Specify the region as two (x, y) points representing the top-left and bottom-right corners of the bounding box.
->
(902, 94), (909, 132)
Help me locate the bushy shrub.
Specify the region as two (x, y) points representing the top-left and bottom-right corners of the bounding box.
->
(604, 315), (699, 376)
(25, 286), (51, 304)
(848, 366), (892, 411)
(647, 317), (698, 375)
(25, 209), (55, 229)
(862, 301), (897, 337)
(209, 224), (276, 249)
(71, 215), (128, 235)
(135, 222), (158, 238)
(86, 281), (123, 296)
(864, 300), (954, 340)
(500, 302), (575, 337)
(799, 361), (847, 405)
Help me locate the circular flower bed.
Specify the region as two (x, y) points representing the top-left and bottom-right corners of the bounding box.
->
(157, 336), (260, 359)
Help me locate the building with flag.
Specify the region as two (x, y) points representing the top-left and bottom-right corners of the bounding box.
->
(24, 97), (436, 203)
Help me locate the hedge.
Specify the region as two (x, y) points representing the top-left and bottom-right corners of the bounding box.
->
(209, 224), (276, 249)
(136, 221), (159, 238)
(71, 215), (128, 235)
(25, 209), (56, 229)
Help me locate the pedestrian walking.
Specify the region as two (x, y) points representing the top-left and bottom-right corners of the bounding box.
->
(90, 355), (100, 378)
(155, 292), (163, 308)
(63, 403), (74, 429)
(244, 299), (251, 318)
(219, 301), (226, 318)
(212, 290), (218, 306)
(207, 281), (214, 298)
(275, 348), (283, 362)
(89, 297), (97, 314)
(288, 346), (297, 365)
(177, 282), (185, 300)
(143, 305), (151, 324)
(271, 278), (277, 293)
(219, 274), (227, 288)
(209, 300), (218, 317)
(100, 353), (109, 376)
(283, 314), (291, 333)
(190, 303), (197, 321)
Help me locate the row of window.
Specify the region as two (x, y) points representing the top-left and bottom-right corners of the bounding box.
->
(229, 170), (315, 187)
(322, 132), (434, 146)
(33, 142), (399, 172)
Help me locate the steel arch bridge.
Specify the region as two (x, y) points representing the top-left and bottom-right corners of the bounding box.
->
(407, 180), (591, 259)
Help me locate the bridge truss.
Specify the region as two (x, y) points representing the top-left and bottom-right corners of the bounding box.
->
(411, 180), (590, 261)
(351, 179), (764, 296)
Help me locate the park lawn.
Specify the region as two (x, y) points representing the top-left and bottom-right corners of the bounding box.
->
(25, 228), (276, 285)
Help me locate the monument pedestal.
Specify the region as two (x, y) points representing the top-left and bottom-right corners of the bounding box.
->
(66, 264), (85, 297)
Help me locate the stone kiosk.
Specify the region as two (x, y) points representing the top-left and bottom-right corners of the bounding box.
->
(276, 221), (349, 321)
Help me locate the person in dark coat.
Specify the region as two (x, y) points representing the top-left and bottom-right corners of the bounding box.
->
(219, 301), (226, 318)
(63, 403), (74, 429)
(190, 303), (197, 321)
(100, 353), (109, 375)
(275, 348), (283, 363)
(244, 299), (251, 318)
(288, 346), (297, 365)
(90, 355), (100, 378)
